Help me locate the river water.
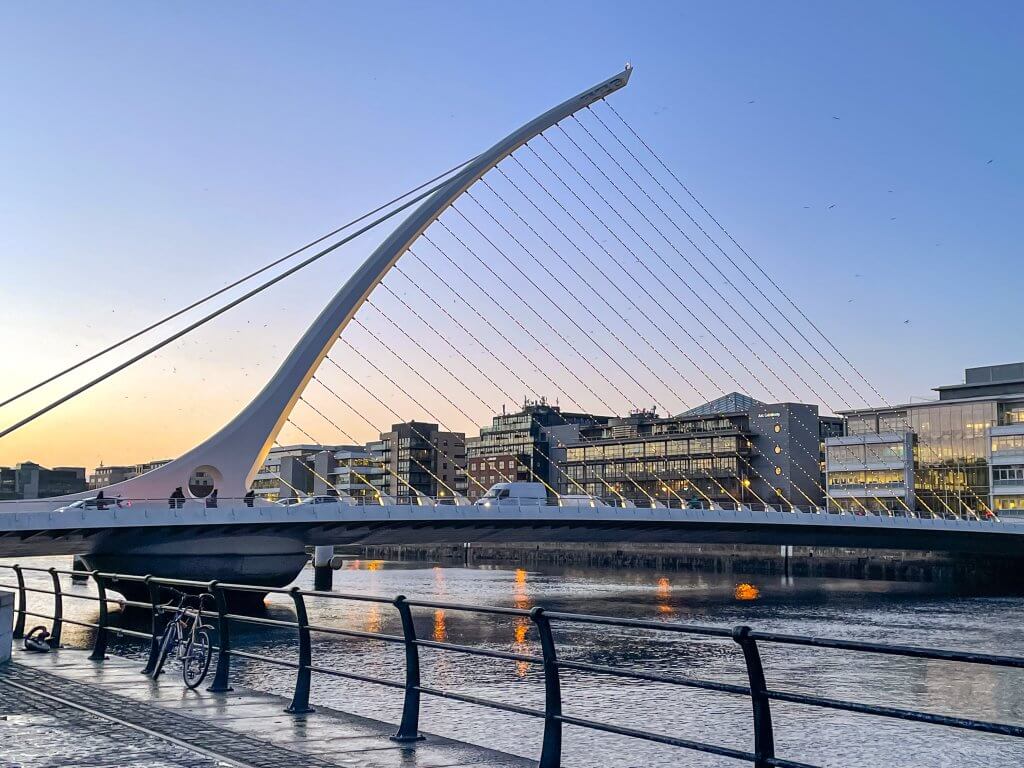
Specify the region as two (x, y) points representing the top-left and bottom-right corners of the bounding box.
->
(5, 555), (1024, 767)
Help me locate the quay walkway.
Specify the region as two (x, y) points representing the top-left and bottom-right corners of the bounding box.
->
(0, 649), (531, 768)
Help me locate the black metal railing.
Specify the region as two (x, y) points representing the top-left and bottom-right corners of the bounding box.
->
(3, 563), (1024, 767)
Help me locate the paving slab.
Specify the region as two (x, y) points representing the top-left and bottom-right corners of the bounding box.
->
(3, 648), (534, 768)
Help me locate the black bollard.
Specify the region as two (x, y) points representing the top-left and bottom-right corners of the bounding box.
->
(313, 546), (334, 591)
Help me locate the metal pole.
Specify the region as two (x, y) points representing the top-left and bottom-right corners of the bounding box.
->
(733, 625), (775, 768)
(141, 575), (163, 675)
(11, 564), (26, 639)
(47, 567), (63, 649)
(207, 581), (233, 692)
(88, 571), (109, 661)
(391, 595), (424, 742)
(285, 587), (315, 714)
(531, 606), (562, 768)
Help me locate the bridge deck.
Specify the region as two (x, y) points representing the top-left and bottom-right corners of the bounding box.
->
(0, 649), (532, 768)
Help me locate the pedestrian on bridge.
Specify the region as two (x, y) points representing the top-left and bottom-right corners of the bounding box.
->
(168, 487), (185, 509)
(206, 489), (218, 509)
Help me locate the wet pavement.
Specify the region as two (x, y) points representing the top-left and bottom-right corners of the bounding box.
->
(0, 650), (533, 768)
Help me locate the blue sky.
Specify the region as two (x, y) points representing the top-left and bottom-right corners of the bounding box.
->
(1, 2), (1021, 469)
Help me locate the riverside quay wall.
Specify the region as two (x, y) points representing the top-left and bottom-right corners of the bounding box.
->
(353, 541), (1024, 587)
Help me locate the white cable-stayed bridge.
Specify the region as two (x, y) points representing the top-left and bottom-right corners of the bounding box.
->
(0, 66), (1016, 591)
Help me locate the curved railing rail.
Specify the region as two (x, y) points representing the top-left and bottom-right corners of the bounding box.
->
(2, 563), (1023, 767)
(0, 493), (1012, 521)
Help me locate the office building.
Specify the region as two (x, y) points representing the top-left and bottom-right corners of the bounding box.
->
(369, 422), (466, 503)
(89, 459), (171, 490)
(466, 399), (610, 500)
(555, 393), (835, 508)
(0, 462), (86, 499)
(251, 444), (336, 502)
(825, 362), (1024, 516)
(311, 445), (385, 500)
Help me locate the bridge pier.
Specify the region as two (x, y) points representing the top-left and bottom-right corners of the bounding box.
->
(313, 545), (335, 591)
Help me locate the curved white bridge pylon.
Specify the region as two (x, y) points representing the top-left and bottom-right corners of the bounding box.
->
(74, 66), (633, 502)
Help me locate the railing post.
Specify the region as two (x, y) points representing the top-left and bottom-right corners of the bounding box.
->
(141, 576), (163, 675)
(530, 606), (562, 768)
(47, 567), (63, 648)
(11, 565), (27, 639)
(732, 625), (775, 768)
(207, 581), (233, 692)
(285, 586), (315, 714)
(391, 595), (424, 742)
(89, 571), (109, 661)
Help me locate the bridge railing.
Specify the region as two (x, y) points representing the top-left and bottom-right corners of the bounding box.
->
(2, 563), (1023, 766)
(0, 494), (1009, 522)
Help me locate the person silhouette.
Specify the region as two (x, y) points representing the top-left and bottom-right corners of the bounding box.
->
(169, 486), (185, 509)
(96, 489), (107, 511)
(244, 490), (255, 508)
(206, 488), (218, 509)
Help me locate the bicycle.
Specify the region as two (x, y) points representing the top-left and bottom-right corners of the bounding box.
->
(152, 587), (214, 689)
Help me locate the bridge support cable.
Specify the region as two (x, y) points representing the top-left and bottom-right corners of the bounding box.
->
(424, 215), (727, 507)
(529, 135), (928, 518)
(535, 129), (894, 515)
(324, 343), (515, 496)
(602, 100), (888, 408)
(586, 107), (867, 409)
(482, 171), (708, 402)
(455, 189), (778, 508)
(286, 409), (457, 502)
(425, 217), (749, 506)
(600, 102), (988, 518)
(367, 274), (603, 500)
(512, 144), (857, 514)
(475, 169), (806, 510)
(0, 171), (484, 441)
(565, 117), (983, 518)
(0, 159), (477, 413)
(571, 114), (856, 411)
(298, 389), (465, 500)
(451, 200), (679, 414)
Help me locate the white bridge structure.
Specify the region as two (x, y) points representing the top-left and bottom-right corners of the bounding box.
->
(2, 66), (1020, 588)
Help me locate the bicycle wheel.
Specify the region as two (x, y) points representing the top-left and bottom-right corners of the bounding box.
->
(153, 621), (180, 679)
(182, 627), (212, 689)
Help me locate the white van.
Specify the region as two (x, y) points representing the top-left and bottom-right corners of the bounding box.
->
(474, 482), (547, 507)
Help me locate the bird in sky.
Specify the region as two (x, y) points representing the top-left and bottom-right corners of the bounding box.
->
(987, 159), (994, 164)
(828, 204), (836, 209)
(832, 116), (841, 120)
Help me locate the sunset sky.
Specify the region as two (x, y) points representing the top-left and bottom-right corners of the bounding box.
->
(1, 2), (1021, 473)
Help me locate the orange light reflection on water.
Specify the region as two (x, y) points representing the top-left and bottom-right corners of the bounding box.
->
(656, 576), (674, 615)
(734, 583), (760, 601)
(512, 568), (531, 678)
(433, 609), (448, 642)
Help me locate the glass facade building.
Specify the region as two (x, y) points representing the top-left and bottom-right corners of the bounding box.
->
(828, 363), (1024, 517)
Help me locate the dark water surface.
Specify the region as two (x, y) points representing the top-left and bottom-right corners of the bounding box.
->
(7, 555), (1024, 767)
